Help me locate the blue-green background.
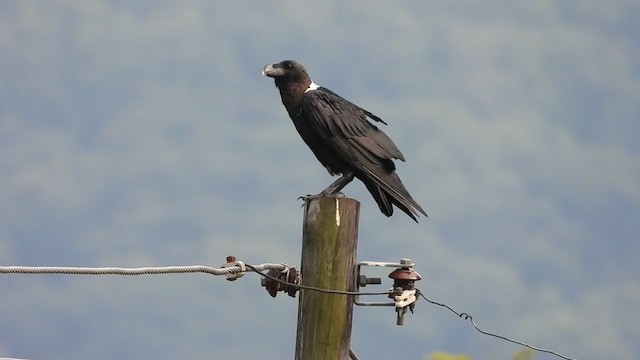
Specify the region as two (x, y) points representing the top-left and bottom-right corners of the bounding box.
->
(1, 1), (638, 359)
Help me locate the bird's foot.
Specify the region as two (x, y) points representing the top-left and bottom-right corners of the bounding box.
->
(298, 192), (345, 201)
(297, 194), (315, 202)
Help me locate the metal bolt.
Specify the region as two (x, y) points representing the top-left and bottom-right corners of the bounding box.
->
(358, 275), (382, 287)
(396, 307), (406, 326)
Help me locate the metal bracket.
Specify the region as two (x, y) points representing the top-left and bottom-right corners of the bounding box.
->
(354, 258), (421, 325)
(353, 259), (413, 306)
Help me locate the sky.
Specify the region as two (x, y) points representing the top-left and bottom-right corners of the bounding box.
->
(1, 1), (639, 359)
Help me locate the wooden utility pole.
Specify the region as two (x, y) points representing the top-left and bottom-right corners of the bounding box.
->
(295, 195), (360, 360)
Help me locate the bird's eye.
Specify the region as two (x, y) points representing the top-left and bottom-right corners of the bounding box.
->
(286, 62), (293, 68)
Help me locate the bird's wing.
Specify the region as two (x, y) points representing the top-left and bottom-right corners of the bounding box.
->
(318, 88), (388, 125)
(300, 89), (405, 165)
(300, 89), (427, 220)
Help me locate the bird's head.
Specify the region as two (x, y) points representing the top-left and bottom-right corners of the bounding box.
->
(262, 60), (311, 85)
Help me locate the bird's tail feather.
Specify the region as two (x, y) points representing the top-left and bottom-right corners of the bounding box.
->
(358, 165), (427, 222)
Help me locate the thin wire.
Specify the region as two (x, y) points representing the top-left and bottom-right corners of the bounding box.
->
(418, 292), (577, 360)
(0, 263), (287, 276)
(245, 263), (390, 296)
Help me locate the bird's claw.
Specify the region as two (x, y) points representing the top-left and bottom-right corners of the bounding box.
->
(298, 192), (345, 202)
(298, 194), (314, 201)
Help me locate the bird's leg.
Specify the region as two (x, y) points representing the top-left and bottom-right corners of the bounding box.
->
(298, 172), (355, 202)
(320, 171), (355, 195)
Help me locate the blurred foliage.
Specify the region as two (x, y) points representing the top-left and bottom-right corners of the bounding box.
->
(426, 348), (534, 360)
(428, 352), (471, 360)
(512, 348), (534, 360)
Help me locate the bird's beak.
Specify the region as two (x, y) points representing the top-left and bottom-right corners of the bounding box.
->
(262, 63), (284, 77)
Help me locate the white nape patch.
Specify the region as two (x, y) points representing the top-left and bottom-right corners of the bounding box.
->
(335, 198), (341, 226)
(305, 81), (320, 93)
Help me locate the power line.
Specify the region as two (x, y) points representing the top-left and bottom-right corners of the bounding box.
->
(0, 263), (286, 276)
(418, 292), (577, 360)
(0, 263), (390, 296)
(0, 262), (578, 360)
(0, 262), (379, 360)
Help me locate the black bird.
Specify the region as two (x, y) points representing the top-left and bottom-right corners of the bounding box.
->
(262, 60), (427, 222)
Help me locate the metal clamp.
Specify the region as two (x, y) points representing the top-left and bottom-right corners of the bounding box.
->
(392, 288), (418, 325)
(220, 256), (246, 281)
